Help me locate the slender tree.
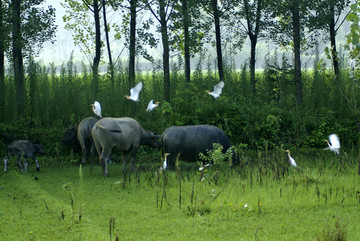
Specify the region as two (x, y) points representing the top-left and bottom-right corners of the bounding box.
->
(108, 0), (143, 87)
(292, 0), (302, 106)
(0, 0), (5, 119)
(182, 0), (191, 83)
(171, 0), (205, 83)
(267, 0), (312, 106)
(308, 0), (351, 76)
(211, 0), (224, 82)
(63, 0), (102, 99)
(92, 0), (101, 99)
(10, 0), (56, 116)
(102, 0), (114, 86)
(145, 0), (175, 102)
(200, 0), (227, 82)
(228, 0), (265, 94)
(12, 0), (25, 115)
(129, 0), (137, 87)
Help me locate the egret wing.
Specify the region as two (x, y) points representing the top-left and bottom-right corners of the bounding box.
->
(329, 134), (340, 149)
(146, 100), (154, 112)
(93, 101), (102, 118)
(213, 81), (224, 95)
(133, 82), (143, 92)
(130, 82), (143, 100)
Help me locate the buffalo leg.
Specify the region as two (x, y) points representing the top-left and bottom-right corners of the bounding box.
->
(4, 157), (8, 172)
(129, 151), (137, 173)
(24, 158), (28, 172)
(122, 153), (127, 175)
(89, 143), (95, 172)
(16, 156), (24, 172)
(35, 159), (40, 171)
(81, 145), (87, 165)
(100, 148), (111, 177)
(167, 154), (176, 170)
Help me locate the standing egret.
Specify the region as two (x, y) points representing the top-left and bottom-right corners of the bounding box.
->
(324, 134), (340, 155)
(125, 82), (143, 102)
(146, 100), (160, 112)
(206, 81), (225, 99)
(162, 153), (170, 170)
(285, 150), (297, 168)
(91, 101), (102, 118)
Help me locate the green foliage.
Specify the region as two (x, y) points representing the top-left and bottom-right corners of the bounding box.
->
(1, 47), (360, 154)
(199, 143), (234, 172)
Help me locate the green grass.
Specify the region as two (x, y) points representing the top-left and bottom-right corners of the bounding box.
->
(0, 155), (359, 240)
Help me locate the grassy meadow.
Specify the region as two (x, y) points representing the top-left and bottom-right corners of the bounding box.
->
(1, 49), (360, 240)
(1, 149), (359, 240)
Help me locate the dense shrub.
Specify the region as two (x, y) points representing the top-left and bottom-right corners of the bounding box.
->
(1, 55), (359, 157)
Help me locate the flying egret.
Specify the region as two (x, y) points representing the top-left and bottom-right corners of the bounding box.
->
(125, 82), (143, 102)
(146, 100), (160, 112)
(91, 101), (102, 118)
(285, 150), (297, 168)
(324, 134), (340, 155)
(206, 81), (225, 99)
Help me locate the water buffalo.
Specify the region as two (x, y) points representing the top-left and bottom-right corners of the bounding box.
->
(4, 140), (46, 172)
(161, 125), (233, 169)
(62, 117), (98, 168)
(92, 117), (160, 176)
(62, 126), (80, 150)
(77, 117), (98, 167)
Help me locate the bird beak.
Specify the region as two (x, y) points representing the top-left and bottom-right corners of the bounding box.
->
(155, 102), (160, 105)
(90, 104), (94, 107)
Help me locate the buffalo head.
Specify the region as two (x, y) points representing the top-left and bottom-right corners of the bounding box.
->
(142, 132), (161, 149)
(62, 126), (77, 144)
(35, 144), (46, 154)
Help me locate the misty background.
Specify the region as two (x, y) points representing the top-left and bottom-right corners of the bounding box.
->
(34, 1), (352, 72)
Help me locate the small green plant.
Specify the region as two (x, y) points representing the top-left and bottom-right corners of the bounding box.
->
(186, 144), (234, 216)
(317, 220), (347, 241)
(198, 143), (234, 184)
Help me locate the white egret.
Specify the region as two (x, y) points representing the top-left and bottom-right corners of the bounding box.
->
(324, 134), (340, 155)
(206, 81), (225, 99)
(125, 82), (143, 102)
(146, 100), (160, 112)
(91, 101), (102, 118)
(285, 150), (297, 168)
(161, 153), (170, 170)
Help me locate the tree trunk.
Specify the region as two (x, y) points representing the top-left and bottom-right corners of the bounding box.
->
(159, 0), (170, 102)
(329, 5), (339, 76)
(102, 0), (114, 86)
(93, 0), (101, 99)
(249, 37), (256, 94)
(12, 0), (25, 115)
(182, 0), (191, 83)
(245, 0), (262, 95)
(292, 0), (302, 106)
(0, 0), (5, 118)
(212, 0), (224, 82)
(129, 0), (137, 87)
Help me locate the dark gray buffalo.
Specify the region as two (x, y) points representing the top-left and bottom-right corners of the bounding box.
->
(92, 117), (160, 176)
(162, 125), (233, 169)
(77, 117), (98, 167)
(62, 117), (98, 167)
(4, 140), (46, 172)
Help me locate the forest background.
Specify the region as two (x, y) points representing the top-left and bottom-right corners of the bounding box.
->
(1, 0), (360, 161)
